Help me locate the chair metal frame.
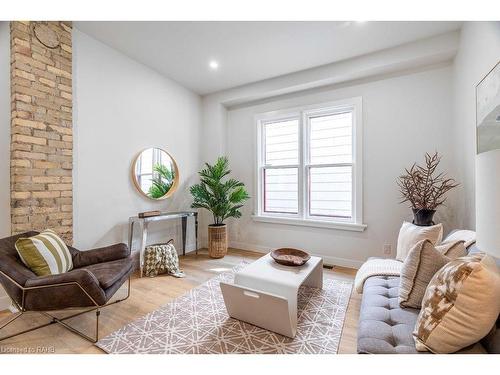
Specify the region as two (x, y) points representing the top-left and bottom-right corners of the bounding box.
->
(0, 269), (131, 343)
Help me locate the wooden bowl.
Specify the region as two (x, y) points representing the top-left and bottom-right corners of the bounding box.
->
(270, 248), (311, 267)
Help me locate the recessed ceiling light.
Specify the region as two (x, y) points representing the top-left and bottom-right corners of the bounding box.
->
(209, 60), (219, 70)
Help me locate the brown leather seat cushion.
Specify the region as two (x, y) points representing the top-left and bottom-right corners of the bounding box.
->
(82, 258), (133, 289)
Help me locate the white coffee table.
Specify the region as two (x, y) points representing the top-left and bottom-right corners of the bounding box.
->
(220, 253), (323, 338)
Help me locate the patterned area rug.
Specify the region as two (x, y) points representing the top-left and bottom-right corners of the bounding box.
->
(96, 262), (353, 354)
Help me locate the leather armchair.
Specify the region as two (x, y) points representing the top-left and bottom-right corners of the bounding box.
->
(0, 232), (133, 342)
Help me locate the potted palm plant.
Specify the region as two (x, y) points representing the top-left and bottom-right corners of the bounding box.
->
(190, 157), (250, 258)
(397, 152), (459, 226)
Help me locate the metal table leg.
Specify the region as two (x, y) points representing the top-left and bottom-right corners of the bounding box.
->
(128, 219), (134, 252)
(139, 221), (148, 277)
(181, 216), (187, 256)
(195, 213), (198, 255)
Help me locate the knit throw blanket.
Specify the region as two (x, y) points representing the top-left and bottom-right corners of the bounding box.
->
(354, 258), (402, 294)
(144, 243), (185, 278)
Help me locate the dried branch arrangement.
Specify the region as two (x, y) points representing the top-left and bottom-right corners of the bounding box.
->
(397, 152), (459, 210)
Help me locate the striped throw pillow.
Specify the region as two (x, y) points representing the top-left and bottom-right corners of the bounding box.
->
(15, 230), (73, 276)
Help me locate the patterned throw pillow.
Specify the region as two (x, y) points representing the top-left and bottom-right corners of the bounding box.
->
(399, 239), (450, 308)
(413, 253), (500, 353)
(15, 230), (73, 276)
(396, 222), (443, 261)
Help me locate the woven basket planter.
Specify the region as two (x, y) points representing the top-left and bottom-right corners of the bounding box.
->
(208, 224), (227, 258)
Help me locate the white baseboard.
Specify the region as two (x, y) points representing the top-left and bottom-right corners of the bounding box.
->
(229, 241), (363, 269)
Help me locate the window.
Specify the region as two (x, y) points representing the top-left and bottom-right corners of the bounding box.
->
(263, 118), (299, 214)
(254, 98), (365, 231)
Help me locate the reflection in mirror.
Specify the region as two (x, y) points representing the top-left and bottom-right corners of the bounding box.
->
(133, 148), (178, 200)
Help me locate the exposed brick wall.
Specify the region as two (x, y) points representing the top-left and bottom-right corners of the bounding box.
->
(10, 21), (73, 243)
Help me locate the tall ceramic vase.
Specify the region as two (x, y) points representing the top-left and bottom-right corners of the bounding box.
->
(208, 224), (227, 258)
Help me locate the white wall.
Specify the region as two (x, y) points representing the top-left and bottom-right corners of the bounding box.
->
(0, 22), (10, 309)
(223, 66), (456, 267)
(73, 29), (202, 252)
(452, 22), (500, 230)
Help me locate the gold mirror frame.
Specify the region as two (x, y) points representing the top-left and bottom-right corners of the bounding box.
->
(131, 148), (180, 200)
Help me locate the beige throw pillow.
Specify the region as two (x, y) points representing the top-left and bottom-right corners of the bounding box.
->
(436, 240), (467, 259)
(413, 253), (500, 353)
(399, 239), (450, 308)
(396, 222), (443, 261)
(443, 229), (476, 248)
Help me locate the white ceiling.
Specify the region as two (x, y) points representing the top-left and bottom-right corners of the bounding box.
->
(74, 21), (462, 95)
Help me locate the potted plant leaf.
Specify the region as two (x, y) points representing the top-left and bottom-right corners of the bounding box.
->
(148, 163), (175, 199)
(397, 152), (459, 226)
(190, 156), (250, 258)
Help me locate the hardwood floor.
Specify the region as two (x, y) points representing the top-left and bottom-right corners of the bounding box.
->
(0, 248), (360, 354)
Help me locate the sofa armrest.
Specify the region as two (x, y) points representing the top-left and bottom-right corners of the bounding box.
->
(25, 269), (106, 307)
(72, 243), (130, 269)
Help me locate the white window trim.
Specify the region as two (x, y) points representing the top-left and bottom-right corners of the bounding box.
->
(253, 97), (366, 232)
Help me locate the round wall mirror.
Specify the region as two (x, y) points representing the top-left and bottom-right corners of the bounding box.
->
(132, 148), (179, 200)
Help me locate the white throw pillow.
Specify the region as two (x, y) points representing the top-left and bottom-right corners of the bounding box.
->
(442, 229), (476, 248)
(396, 222), (443, 261)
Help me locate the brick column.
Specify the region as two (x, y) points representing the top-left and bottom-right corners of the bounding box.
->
(10, 21), (73, 243)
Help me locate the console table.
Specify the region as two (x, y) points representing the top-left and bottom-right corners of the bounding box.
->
(128, 211), (198, 277)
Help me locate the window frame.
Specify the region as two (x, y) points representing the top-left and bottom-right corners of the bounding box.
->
(253, 97), (366, 232)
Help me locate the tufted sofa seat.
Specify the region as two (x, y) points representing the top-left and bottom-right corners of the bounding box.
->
(357, 275), (421, 353)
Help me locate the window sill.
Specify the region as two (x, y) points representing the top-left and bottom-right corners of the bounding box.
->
(251, 215), (367, 232)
